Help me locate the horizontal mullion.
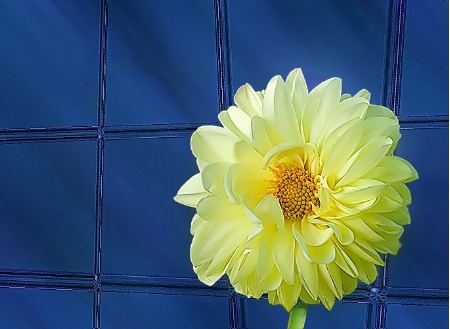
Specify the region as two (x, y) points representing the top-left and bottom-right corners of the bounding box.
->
(398, 114), (449, 129)
(101, 274), (229, 297)
(0, 115), (446, 143)
(103, 123), (205, 140)
(386, 287), (449, 306)
(0, 269), (93, 291)
(0, 270), (446, 307)
(0, 126), (99, 143)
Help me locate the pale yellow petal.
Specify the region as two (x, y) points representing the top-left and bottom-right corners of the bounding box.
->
(197, 196), (245, 222)
(250, 115), (273, 155)
(191, 125), (239, 163)
(272, 231), (295, 284)
(301, 219), (334, 246)
(286, 68), (308, 141)
(307, 238), (336, 264)
(309, 78), (342, 144)
(366, 156), (418, 183)
(262, 75), (301, 144)
(218, 106), (252, 141)
(321, 120), (363, 178)
(174, 173), (209, 207)
(339, 218), (384, 242)
(234, 83), (263, 117)
(333, 243), (358, 278)
(201, 162), (231, 196)
(295, 244), (319, 299)
(318, 263), (343, 299)
(224, 162), (273, 204)
(241, 193), (285, 231)
(336, 140), (392, 188)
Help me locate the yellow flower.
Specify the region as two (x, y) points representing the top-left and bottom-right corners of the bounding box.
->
(174, 68), (418, 311)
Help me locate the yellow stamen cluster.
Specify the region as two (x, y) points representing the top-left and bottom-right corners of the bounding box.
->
(270, 164), (319, 220)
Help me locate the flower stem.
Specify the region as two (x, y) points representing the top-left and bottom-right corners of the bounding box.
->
(287, 300), (308, 329)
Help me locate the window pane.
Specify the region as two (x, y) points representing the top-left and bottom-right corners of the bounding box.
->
(229, 0), (386, 102)
(0, 288), (92, 328)
(246, 298), (365, 329)
(107, 1), (219, 125)
(103, 138), (197, 277)
(0, 142), (96, 272)
(387, 305), (448, 329)
(101, 293), (229, 328)
(0, 1), (99, 129)
(389, 129), (448, 288)
(401, 1), (448, 115)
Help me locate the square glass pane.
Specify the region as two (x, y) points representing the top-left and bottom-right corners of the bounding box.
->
(0, 1), (99, 129)
(103, 138), (198, 276)
(0, 142), (96, 272)
(107, 1), (219, 125)
(246, 298), (365, 329)
(401, 1), (448, 115)
(101, 293), (228, 328)
(229, 0), (386, 102)
(0, 288), (92, 328)
(387, 305), (448, 329)
(389, 129), (448, 288)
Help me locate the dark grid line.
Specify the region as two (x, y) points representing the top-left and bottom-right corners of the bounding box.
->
(0, 270), (446, 307)
(0, 114), (445, 144)
(214, 0), (247, 327)
(366, 0), (409, 328)
(93, 0), (108, 328)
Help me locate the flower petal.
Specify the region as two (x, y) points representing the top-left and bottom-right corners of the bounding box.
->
(309, 78), (342, 144)
(201, 162), (231, 196)
(321, 120), (363, 178)
(262, 75), (301, 145)
(301, 219), (334, 246)
(295, 243), (319, 299)
(174, 173), (209, 207)
(197, 196), (245, 222)
(219, 106), (252, 142)
(234, 83), (263, 117)
(250, 116), (273, 155)
(272, 231), (295, 285)
(286, 68), (308, 141)
(191, 125), (239, 163)
(366, 156), (418, 183)
(336, 139), (392, 187)
(224, 162), (273, 204)
(307, 238), (336, 264)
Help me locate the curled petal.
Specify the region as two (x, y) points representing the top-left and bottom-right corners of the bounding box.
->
(174, 173), (209, 207)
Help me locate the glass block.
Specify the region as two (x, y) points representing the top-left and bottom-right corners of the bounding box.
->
(0, 1), (99, 129)
(103, 138), (198, 277)
(229, 0), (386, 103)
(389, 129), (448, 288)
(246, 298), (365, 329)
(101, 293), (228, 328)
(0, 142), (96, 272)
(107, 1), (219, 125)
(0, 288), (92, 328)
(401, 1), (448, 115)
(387, 305), (448, 329)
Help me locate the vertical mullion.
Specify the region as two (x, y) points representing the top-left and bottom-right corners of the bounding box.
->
(214, 0), (234, 111)
(94, 0), (108, 328)
(214, 0), (247, 328)
(366, 1), (408, 328)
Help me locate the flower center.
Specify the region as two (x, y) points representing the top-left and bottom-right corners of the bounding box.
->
(270, 164), (319, 220)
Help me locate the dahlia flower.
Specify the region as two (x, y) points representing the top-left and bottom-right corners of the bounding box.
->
(174, 69), (417, 315)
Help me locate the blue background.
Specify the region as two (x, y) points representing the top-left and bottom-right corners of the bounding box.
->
(0, 0), (447, 328)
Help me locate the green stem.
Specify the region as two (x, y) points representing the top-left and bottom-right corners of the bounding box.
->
(287, 300), (308, 329)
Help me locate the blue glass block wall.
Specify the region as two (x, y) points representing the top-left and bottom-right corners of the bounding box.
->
(0, 0), (447, 328)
